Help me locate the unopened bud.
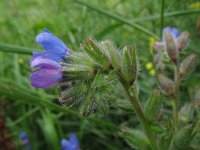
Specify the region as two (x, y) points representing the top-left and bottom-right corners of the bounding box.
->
(180, 53), (198, 78)
(177, 32), (190, 52)
(164, 31), (178, 64)
(158, 74), (175, 95)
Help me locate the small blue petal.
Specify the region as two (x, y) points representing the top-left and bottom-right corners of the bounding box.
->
(69, 133), (79, 147)
(61, 139), (74, 150)
(171, 28), (180, 38)
(36, 30), (68, 56)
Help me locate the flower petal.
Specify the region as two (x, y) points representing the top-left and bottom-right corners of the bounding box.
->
(162, 27), (180, 40)
(61, 139), (74, 150)
(32, 51), (64, 62)
(30, 68), (62, 88)
(30, 56), (62, 69)
(36, 29), (68, 56)
(171, 28), (180, 38)
(69, 133), (79, 148)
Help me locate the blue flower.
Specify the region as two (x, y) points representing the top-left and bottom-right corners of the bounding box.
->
(19, 132), (31, 150)
(30, 56), (63, 88)
(34, 28), (70, 62)
(61, 133), (80, 150)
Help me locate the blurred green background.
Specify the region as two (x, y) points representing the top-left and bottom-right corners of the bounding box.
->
(0, 0), (199, 149)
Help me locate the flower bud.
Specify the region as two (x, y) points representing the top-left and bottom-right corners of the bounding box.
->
(180, 53), (198, 78)
(158, 74), (175, 95)
(164, 30), (178, 64)
(177, 32), (190, 52)
(121, 46), (138, 84)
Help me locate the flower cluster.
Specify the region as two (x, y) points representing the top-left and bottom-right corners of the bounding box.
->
(153, 27), (180, 51)
(61, 133), (80, 150)
(30, 29), (70, 88)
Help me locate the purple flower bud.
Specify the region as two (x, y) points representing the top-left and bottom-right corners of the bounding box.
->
(162, 27), (180, 41)
(30, 56), (62, 88)
(35, 28), (70, 62)
(61, 133), (80, 150)
(36, 28), (69, 55)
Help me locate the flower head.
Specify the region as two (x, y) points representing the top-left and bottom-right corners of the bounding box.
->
(61, 133), (80, 150)
(30, 56), (62, 88)
(29, 29), (70, 88)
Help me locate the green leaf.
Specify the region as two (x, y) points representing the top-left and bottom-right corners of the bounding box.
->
(120, 128), (151, 150)
(38, 109), (60, 150)
(150, 122), (165, 134)
(144, 89), (162, 121)
(173, 125), (196, 150)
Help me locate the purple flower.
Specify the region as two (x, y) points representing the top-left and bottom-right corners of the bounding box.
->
(34, 28), (70, 62)
(61, 133), (80, 150)
(19, 132), (31, 150)
(30, 56), (62, 88)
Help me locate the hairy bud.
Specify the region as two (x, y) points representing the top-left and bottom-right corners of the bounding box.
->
(121, 46), (138, 84)
(164, 31), (178, 64)
(144, 89), (162, 121)
(177, 32), (190, 52)
(180, 53), (198, 78)
(158, 74), (175, 95)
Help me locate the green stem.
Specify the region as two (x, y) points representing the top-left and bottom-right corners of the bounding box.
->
(174, 62), (180, 131)
(118, 75), (157, 150)
(160, 0), (165, 38)
(0, 43), (34, 55)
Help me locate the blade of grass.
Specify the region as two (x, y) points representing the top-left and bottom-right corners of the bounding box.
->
(131, 10), (200, 23)
(0, 43), (35, 55)
(72, 0), (159, 39)
(160, 0), (165, 38)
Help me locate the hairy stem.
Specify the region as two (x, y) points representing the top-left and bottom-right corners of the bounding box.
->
(119, 75), (157, 150)
(174, 62), (180, 131)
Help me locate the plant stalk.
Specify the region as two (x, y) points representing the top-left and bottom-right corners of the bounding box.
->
(174, 61), (180, 131)
(118, 75), (157, 150)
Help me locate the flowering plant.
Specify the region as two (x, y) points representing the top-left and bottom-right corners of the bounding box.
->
(29, 28), (200, 150)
